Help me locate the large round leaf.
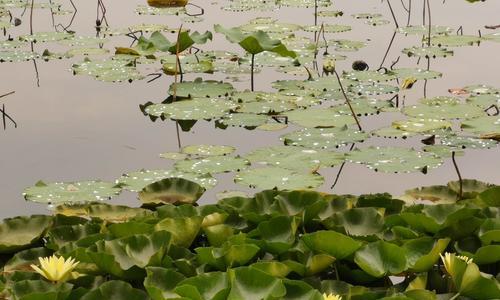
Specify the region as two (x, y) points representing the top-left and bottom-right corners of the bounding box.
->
(302, 230), (362, 259)
(139, 178), (206, 205)
(234, 167), (324, 190)
(354, 241), (408, 277)
(0, 216), (52, 254)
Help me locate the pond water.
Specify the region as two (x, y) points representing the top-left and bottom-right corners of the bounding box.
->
(1, 0), (499, 219)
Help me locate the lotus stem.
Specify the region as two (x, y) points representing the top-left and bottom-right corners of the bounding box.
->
(251, 54), (255, 91)
(387, 0), (399, 28)
(379, 32), (397, 69)
(333, 70), (362, 131)
(0, 91), (15, 99)
(331, 143), (356, 189)
(451, 151), (463, 200)
(426, 0), (431, 47)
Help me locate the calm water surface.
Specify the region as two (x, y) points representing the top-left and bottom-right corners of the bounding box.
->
(1, 0), (499, 219)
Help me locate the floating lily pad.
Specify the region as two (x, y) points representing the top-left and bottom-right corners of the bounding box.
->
(234, 167), (324, 190)
(343, 70), (396, 83)
(159, 152), (189, 160)
(463, 84), (499, 95)
(391, 68), (442, 80)
(174, 156), (250, 174)
(393, 118), (452, 133)
(72, 58), (144, 82)
(431, 35), (482, 47)
(466, 94), (500, 109)
(24, 180), (121, 204)
(371, 126), (417, 139)
(0, 50), (38, 62)
(346, 147), (442, 173)
(181, 144), (236, 156)
(419, 96), (462, 106)
(217, 113), (269, 129)
(145, 98), (237, 120)
(403, 46), (453, 58)
(461, 116), (500, 138)
(282, 126), (369, 149)
(19, 31), (74, 43)
(243, 145), (344, 171)
(403, 103), (485, 120)
(302, 24), (351, 33)
(139, 178), (205, 205)
(117, 169), (217, 192)
(349, 83), (399, 96)
(168, 78), (234, 98)
(284, 108), (357, 128)
(397, 25), (452, 35)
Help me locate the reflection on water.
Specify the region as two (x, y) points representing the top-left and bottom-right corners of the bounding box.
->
(1, 0), (500, 219)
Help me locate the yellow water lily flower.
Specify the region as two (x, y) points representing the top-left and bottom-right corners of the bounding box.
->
(457, 255), (474, 265)
(323, 293), (342, 300)
(401, 77), (417, 89)
(31, 255), (79, 283)
(440, 252), (454, 275)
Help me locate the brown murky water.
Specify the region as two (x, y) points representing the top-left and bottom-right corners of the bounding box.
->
(1, 0), (499, 219)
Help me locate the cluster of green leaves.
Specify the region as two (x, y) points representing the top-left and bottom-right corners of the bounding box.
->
(3, 178), (500, 300)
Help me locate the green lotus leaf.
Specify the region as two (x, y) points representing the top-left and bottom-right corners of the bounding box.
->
(86, 203), (152, 222)
(343, 70), (396, 83)
(463, 84), (499, 95)
(251, 261), (291, 278)
(174, 156), (250, 174)
(144, 267), (186, 300)
(46, 222), (101, 250)
(155, 216), (202, 247)
(466, 93), (500, 109)
(143, 30), (212, 54)
(217, 113), (269, 129)
(402, 46), (454, 58)
(371, 126), (417, 139)
(135, 5), (185, 15)
(145, 98), (237, 120)
(0, 215), (52, 254)
(87, 231), (171, 279)
(281, 0), (331, 8)
(3, 247), (53, 273)
(239, 20), (301, 34)
(471, 245), (500, 265)
(175, 272), (230, 300)
(284, 108), (358, 128)
(0, 50), (39, 62)
(282, 126), (369, 149)
(243, 145), (344, 171)
(227, 267), (287, 300)
(346, 147), (442, 173)
(80, 280), (149, 300)
(214, 24), (297, 58)
(478, 186), (500, 207)
(403, 103), (485, 120)
(117, 169), (217, 192)
(478, 218), (500, 245)
(327, 207), (384, 237)
(419, 96), (462, 106)
(258, 216), (298, 254)
(401, 185), (459, 203)
(234, 167), (324, 190)
(318, 10), (344, 17)
(302, 24), (351, 33)
(138, 177), (205, 206)
(159, 152), (189, 160)
(328, 39), (367, 51)
(390, 68), (442, 80)
(483, 31), (500, 43)
(102, 24), (170, 36)
(236, 99), (297, 114)
(403, 237), (450, 272)
(23, 180), (121, 205)
(302, 230), (362, 259)
(365, 19), (390, 26)
(461, 116), (500, 138)
(10, 280), (73, 300)
(349, 83), (399, 96)
(72, 58), (144, 82)
(354, 241), (408, 277)
(179, 144), (236, 157)
(59, 36), (108, 47)
(66, 47), (110, 57)
(393, 118), (452, 133)
(431, 34), (482, 47)
(204, 224), (235, 247)
(397, 25), (452, 35)
(19, 31), (74, 43)
(168, 78), (234, 98)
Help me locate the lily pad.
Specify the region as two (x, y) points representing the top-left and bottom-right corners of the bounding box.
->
(284, 108), (357, 128)
(181, 144), (236, 156)
(174, 156), (250, 174)
(168, 78), (234, 98)
(139, 178), (205, 205)
(117, 169), (217, 192)
(145, 98), (237, 120)
(346, 147), (442, 173)
(24, 180), (121, 204)
(234, 167), (324, 190)
(0, 215), (52, 254)
(281, 126), (369, 149)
